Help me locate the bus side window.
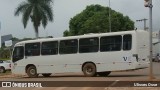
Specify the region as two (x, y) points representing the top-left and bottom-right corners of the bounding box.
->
(13, 46), (24, 63)
(41, 41), (58, 55)
(100, 36), (122, 52)
(123, 35), (132, 50)
(25, 43), (40, 56)
(79, 37), (99, 53)
(59, 39), (78, 54)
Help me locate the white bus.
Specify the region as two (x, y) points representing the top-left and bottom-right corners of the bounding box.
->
(12, 30), (150, 78)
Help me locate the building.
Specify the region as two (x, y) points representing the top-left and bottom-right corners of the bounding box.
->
(0, 34), (13, 48)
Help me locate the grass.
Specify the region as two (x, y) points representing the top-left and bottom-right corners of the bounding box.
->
(0, 58), (11, 61)
(0, 71), (11, 76)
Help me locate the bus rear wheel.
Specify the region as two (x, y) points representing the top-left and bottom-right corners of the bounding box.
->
(0, 67), (6, 73)
(97, 71), (111, 77)
(42, 73), (52, 77)
(27, 66), (38, 78)
(83, 63), (96, 77)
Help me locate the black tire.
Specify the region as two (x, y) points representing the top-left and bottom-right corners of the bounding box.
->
(97, 71), (111, 77)
(26, 66), (38, 78)
(82, 63), (96, 77)
(0, 67), (6, 73)
(42, 73), (52, 77)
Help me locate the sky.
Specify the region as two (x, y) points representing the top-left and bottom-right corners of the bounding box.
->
(0, 0), (160, 39)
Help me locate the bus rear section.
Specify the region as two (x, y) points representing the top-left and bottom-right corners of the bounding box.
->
(134, 30), (150, 69)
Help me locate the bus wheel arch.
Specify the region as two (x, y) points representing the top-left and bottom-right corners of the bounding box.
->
(82, 62), (97, 77)
(0, 66), (6, 73)
(26, 64), (38, 78)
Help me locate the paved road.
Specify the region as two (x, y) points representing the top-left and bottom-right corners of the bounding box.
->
(0, 62), (160, 90)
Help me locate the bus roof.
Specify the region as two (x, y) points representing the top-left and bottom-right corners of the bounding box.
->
(15, 30), (147, 45)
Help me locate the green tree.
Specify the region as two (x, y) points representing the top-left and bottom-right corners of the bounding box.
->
(15, 0), (54, 38)
(11, 37), (19, 41)
(64, 4), (134, 36)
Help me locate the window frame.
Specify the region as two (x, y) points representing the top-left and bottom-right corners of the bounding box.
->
(12, 46), (24, 63)
(41, 41), (58, 55)
(59, 39), (78, 54)
(79, 37), (99, 53)
(25, 42), (40, 56)
(123, 34), (132, 51)
(100, 35), (122, 52)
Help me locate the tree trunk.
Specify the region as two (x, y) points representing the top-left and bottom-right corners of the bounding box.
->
(34, 25), (39, 38)
(35, 31), (39, 38)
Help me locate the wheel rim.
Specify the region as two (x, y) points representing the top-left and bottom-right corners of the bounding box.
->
(30, 69), (36, 75)
(86, 66), (93, 74)
(0, 68), (4, 73)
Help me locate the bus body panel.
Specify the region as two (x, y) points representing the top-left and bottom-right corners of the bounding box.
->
(13, 52), (136, 74)
(135, 31), (150, 69)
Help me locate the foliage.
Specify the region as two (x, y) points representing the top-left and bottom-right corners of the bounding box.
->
(0, 48), (11, 60)
(64, 4), (134, 36)
(14, 0), (54, 38)
(11, 37), (19, 41)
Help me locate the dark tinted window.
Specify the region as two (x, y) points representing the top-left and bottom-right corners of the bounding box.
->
(41, 41), (58, 55)
(59, 39), (78, 54)
(13, 46), (24, 62)
(25, 43), (40, 56)
(123, 35), (132, 50)
(100, 36), (122, 52)
(79, 37), (99, 53)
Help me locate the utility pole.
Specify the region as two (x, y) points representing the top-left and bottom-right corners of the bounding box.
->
(136, 18), (148, 30)
(159, 30), (160, 42)
(144, 0), (155, 80)
(108, 0), (111, 32)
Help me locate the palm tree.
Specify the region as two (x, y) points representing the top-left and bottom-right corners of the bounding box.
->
(14, 0), (53, 38)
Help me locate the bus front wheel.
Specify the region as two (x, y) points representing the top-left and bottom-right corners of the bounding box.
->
(0, 67), (6, 73)
(27, 66), (38, 78)
(82, 63), (96, 77)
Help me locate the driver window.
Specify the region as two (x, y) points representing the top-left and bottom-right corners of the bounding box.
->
(13, 46), (24, 63)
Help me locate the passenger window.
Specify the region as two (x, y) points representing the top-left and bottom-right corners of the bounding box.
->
(123, 35), (132, 50)
(59, 39), (78, 54)
(41, 41), (58, 55)
(13, 46), (24, 62)
(25, 43), (40, 56)
(100, 36), (122, 52)
(79, 37), (99, 53)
